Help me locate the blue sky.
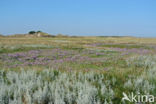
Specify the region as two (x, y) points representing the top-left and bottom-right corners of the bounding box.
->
(0, 0), (156, 37)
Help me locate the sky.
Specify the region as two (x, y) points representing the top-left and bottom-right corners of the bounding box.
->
(0, 0), (156, 37)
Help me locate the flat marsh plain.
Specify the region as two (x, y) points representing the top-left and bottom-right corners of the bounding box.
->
(0, 36), (156, 104)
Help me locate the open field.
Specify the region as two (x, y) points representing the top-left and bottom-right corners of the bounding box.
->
(0, 36), (156, 104)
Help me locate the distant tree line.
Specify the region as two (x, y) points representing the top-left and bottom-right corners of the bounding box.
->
(28, 31), (73, 38)
(28, 31), (42, 34)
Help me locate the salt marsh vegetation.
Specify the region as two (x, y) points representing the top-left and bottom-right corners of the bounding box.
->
(0, 36), (156, 104)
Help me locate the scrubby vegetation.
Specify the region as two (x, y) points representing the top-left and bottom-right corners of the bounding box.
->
(29, 31), (36, 34)
(0, 36), (156, 104)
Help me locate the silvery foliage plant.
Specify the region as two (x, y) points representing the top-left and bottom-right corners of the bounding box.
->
(0, 69), (114, 104)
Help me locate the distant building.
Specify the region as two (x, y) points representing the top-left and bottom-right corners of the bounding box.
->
(37, 33), (41, 37)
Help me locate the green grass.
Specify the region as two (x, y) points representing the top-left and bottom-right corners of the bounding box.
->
(0, 45), (54, 54)
(99, 44), (150, 49)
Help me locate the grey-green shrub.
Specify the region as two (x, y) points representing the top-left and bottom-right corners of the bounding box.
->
(126, 55), (156, 69)
(0, 69), (114, 104)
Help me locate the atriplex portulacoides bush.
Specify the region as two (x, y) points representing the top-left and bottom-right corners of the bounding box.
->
(0, 55), (156, 104)
(0, 69), (114, 104)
